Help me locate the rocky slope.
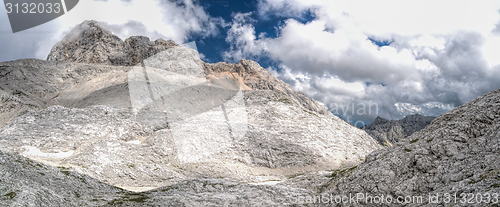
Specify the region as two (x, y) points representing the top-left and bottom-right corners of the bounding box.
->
(323, 89), (500, 206)
(0, 150), (123, 206)
(364, 114), (435, 146)
(0, 19), (380, 201)
(0, 149), (314, 206)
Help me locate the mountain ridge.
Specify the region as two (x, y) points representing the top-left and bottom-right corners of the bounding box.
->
(364, 114), (435, 146)
(326, 88), (500, 206)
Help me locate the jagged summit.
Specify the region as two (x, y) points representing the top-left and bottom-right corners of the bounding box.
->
(2, 19), (498, 206)
(46, 20), (178, 66)
(364, 114), (435, 146)
(370, 116), (389, 126)
(46, 20), (123, 64)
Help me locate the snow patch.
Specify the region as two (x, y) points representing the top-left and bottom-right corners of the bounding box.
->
(21, 146), (74, 159)
(126, 140), (141, 145)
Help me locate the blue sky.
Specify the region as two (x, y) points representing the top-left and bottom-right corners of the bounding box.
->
(1, 0), (500, 125)
(188, 0), (315, 66)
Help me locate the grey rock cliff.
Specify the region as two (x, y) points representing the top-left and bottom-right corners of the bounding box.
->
(47, 20), (178, 66)
(0, 150), (124, 206)
(364, 114), (435, 146)
(325, 88), (500, 206)
(0, 149), (313, 206)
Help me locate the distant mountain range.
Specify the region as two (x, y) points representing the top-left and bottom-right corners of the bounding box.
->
(364, 114), (435, 146)
(327, 88), (500, 206)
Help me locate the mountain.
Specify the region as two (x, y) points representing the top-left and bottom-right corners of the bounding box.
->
(46, 20), (178, 66)
(364, 114), (435, 146)
(2, 19), (499, 207)
(0, 19), (380, 203)
(325, 88), (500, 206)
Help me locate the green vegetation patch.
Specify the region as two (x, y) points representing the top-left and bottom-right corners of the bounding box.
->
(277, 98), (292, 104)
(328, 166), (358, 179)
(303, 109), (318, 117)
(404, 148), (412, 152)
(410, 139), (419, 143)
(468, 169), (499, 185)
(108, 193), (149, 205)
(11, 90), (26, 96)
(2, 192), (16, 200)
(287, 173), (304, 179)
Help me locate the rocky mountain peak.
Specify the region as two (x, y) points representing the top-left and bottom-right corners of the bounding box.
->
(370, 116), (389, 126)
(46, 20), (178, 66)
(46, 20), (124, 64)
(2, 19), (499, 206)
(364, 114), (435, 146)
(203, 59), (330, 114)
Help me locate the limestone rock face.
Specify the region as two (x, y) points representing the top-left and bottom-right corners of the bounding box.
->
(0, 19), (380, 202)
(326, 89), (500, 206)
(47, 20), (178, 66)
(203, 60), (330, 115)
(0, 150), (124, 206)
(364, 114), (435, 146)
(109, 37), (178, 66)
(46, 20), (124, 64)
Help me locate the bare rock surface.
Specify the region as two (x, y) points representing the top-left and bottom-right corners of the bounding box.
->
(203, 60), (330, 115)
(0, 150), (124, 206)
(0, 148), (316, 206)
(324, 89), (500, 206)
(47, 20), (178, 66)
(365, 114), (435, 146)
(0, 149), (314, 207)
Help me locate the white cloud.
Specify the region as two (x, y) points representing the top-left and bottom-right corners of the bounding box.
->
(225, 0), (500, 123)
(223, 13), (262, 62)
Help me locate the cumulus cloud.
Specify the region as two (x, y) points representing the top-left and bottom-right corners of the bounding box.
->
(0, 0), (224, 62)
(225, 0), (500, 123)
(223, 12), (262, 62)
(0, 6), (61, 62)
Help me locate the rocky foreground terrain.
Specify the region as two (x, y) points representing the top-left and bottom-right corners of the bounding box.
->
(1, 20), (498, 206)
(325, 89), (500, 206)
(364, 114), (435, 146)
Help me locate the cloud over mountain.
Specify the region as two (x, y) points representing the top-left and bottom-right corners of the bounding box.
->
(224, 0), (500, 123)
